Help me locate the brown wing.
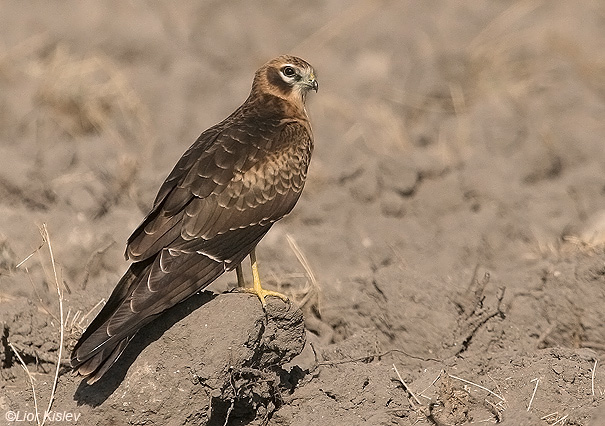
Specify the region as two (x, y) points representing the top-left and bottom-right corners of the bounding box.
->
(126, 115), (312, 260)
(71, 116), (313, 382)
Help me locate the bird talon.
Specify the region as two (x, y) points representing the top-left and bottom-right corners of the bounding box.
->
(235, 248), (289, 307)
(240, 287), (290, 307)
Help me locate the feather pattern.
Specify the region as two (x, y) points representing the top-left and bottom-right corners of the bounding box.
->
(71, 55), (317, 383)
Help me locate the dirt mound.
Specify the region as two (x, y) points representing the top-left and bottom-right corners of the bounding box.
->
(3, 293), (305, 425)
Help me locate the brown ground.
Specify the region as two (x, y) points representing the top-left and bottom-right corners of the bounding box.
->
(1, 1), (605, 425)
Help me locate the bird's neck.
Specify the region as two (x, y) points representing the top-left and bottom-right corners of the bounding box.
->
(245, 92), (308, 122)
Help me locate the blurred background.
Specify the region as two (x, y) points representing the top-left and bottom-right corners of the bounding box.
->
(1, 0), (604, 282)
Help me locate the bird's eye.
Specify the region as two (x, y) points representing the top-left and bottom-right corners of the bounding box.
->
(282, 66), (296, 77)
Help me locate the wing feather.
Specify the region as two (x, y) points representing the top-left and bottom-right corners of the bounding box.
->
(127, 119), (312, 261)
(73, 95), (314, 383)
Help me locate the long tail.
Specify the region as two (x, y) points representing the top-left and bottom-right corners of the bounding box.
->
(71, 252), (225, 384)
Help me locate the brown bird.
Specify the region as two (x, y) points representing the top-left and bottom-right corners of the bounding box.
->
(71, 55), (318, 384)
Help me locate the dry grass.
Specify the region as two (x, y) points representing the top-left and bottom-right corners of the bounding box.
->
(391, 368), (507, 424)
(284, 234), (321, 315)
(1, 38), (155, 169)
(34, 44), (154, 149)
(392, 363), (422, 407)
(2, 36), (153, 140)
(8, 341), (41, 425)
(39, 224), (64, 426)
(8, 224), (67, 426)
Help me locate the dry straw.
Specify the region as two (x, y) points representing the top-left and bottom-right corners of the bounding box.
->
(11, 224), (65, 426)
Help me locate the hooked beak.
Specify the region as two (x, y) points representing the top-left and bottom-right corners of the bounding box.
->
(306, 72), (318, 93)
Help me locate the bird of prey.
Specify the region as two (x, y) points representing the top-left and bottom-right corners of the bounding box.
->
(71, 55), (318, 384)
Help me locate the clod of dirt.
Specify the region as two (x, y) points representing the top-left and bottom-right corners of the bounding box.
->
(64, 292), (305, 425)
(0, 297), (60, 371)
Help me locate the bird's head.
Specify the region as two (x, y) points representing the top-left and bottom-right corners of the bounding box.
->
(252, 55), (318, 106)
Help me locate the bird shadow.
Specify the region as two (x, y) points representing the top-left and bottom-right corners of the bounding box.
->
(73, 290), (216, 407)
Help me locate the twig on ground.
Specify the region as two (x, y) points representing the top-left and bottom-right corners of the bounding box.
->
(541, 412), (559, 421)
(392, 363), (422, 406)
(7, 341), (59, 366)
(39, 224), (64, 426)
(550, 414), (568, 426)
(591, 359), (597, 396)
(419, 371), (442, 400)
(448, 374), (505, 402)
(486, 373), (504, 401)
(484, 398), (504, 422)
(527, 378), (539, 411)
(317, 348), (441, 367)
(9, 342), (41, 425)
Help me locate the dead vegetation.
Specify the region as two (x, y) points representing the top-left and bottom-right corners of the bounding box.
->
(3, 225), (67, 426)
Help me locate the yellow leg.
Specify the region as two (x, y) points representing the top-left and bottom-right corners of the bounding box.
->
(236, 263), (245, 287)
(240, 248), (289, 307)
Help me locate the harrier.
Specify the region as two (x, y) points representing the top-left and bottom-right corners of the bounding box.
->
(71, 55), (318, 384)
